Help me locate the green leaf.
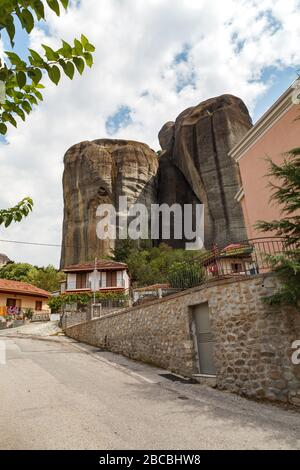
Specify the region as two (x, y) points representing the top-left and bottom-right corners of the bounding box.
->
(60, 0), (69, 8)
(83, 52), (93, 68)
(15, 108), (26, 121)
(33, 0), (45, 20)
(73, 57), (84, 75)
(0, 68), (9, 82)
(48, 65), (61, 85)
(74, 38), (83, 55)
(0, 123), (7, 135)
(5, 113), (17, 128)
(81, 35), (95, 52)
(29, 49), (44, 65)
(33, 90), (44, 101)
(47, 0), (60, 16)
(28, 68), (43, 85)
(84, 42), (95, 53)
(6, 15), (15, 47)
(5, 214), (13, 228)
(27, 94), (38, 105)
(17, 71), (27, 89)
(21, 8), (34, 33)
(21, 100), (32, 114)
(59, 40), (73, 59)
(60, 60), (75, 79)
(81, 34), (89, 48)
(5, 51), (24, 67)
(42, 44), (59, 61)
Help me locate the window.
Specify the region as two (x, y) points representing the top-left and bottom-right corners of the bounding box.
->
(106, 271), (117, 287)
(6, 298), (16, 307)
(231, 263), (243, 274)
(76, 273), (87, 289)
(35, 301), (42, 311)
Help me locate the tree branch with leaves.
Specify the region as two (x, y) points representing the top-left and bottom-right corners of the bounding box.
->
(0, 0), (95, 226)
(256, 147), (300, 307)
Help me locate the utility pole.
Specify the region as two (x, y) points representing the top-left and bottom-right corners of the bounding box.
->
(91, 257), (97, 320)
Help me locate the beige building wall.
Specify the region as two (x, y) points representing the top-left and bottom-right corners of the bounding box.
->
(0, 293), (50, 312)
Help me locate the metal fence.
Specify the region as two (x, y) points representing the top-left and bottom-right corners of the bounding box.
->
(169, 237), (297, 289)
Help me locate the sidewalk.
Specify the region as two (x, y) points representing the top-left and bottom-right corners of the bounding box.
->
(0, 321), (63, 338)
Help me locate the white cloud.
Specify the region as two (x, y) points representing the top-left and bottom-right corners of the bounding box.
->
(0, 0), (299, 266)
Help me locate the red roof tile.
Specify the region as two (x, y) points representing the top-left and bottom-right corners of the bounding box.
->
(63, 260), (128, 272)
(0, 279), (50, 298)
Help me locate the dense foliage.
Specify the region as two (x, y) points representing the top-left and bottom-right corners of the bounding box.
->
(114, 242), (206, 288)
(0, 1), (95, 226)
(0, 262), (64, 291)
(256, 147), (300, 306)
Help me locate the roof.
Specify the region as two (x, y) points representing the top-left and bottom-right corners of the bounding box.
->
(63, 259), (128, 272)
(219, 244), (253, 258)
(0, 279), (50, 298)
(229, 79), (299, 162)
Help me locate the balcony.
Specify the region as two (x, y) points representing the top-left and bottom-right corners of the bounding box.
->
(65, 279), (126, 292)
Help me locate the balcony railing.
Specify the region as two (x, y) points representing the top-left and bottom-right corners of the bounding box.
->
(65, 279), (126, 291)
(167, 237), (298, 290)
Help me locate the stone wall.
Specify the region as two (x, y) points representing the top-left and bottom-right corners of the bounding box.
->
(65, 275), (300, 406)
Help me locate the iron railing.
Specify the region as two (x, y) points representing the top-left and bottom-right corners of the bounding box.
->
(168, 237), (297, 289)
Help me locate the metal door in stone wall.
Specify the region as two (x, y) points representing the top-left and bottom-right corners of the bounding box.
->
(193, 303), (216, 375)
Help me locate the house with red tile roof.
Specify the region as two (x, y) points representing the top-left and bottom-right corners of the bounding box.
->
(61, 259), (130, 295)
(0, 279), (50, 317)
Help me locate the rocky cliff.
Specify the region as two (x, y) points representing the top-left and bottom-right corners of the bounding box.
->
(60, 95), (252, 267)
(158, 94), (252, 249)
(60, 139), (158, 268)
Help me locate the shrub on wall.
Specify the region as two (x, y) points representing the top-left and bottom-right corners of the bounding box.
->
(48, 292), (128, 312)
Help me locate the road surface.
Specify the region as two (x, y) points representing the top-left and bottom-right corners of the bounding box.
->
(0, 334), (299, 450)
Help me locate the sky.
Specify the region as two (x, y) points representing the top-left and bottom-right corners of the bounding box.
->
(0, 0), (299, 268)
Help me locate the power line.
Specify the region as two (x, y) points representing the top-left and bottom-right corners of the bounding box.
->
(0, 238), (62, 248)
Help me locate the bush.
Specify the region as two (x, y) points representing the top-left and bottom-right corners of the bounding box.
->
(168, 262), (205, 289)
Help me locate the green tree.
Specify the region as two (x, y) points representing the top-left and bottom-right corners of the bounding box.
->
(0, 261), (35, 281)
(0, 0), (95, 226)
(256, 148), (300, 306)
(117, 242), (206, 288)
(27, 264), (64, 291)
(0, 261), (64, 291)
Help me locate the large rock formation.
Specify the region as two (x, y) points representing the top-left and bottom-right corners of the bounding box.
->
(158, 94), (252, 249)
(60, 139), (158, 268)
(60, 95), (253, 267)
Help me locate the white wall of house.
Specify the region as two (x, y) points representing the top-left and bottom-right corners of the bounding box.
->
(67, 273), (76, 290)
(65, 269), (130, 291)
(88, 271), (100, 289)
(123, 270), (130, 289)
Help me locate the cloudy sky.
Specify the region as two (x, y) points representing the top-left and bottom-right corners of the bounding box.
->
(0, 0), (299, 267)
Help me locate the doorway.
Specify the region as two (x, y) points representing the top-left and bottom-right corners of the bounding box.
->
(192, 303), (216, 376)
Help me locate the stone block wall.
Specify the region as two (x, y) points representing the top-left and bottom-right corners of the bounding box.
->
(65, 275), (300, 406)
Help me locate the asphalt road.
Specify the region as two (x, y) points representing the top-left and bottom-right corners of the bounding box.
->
(0, 335), (299, 450)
